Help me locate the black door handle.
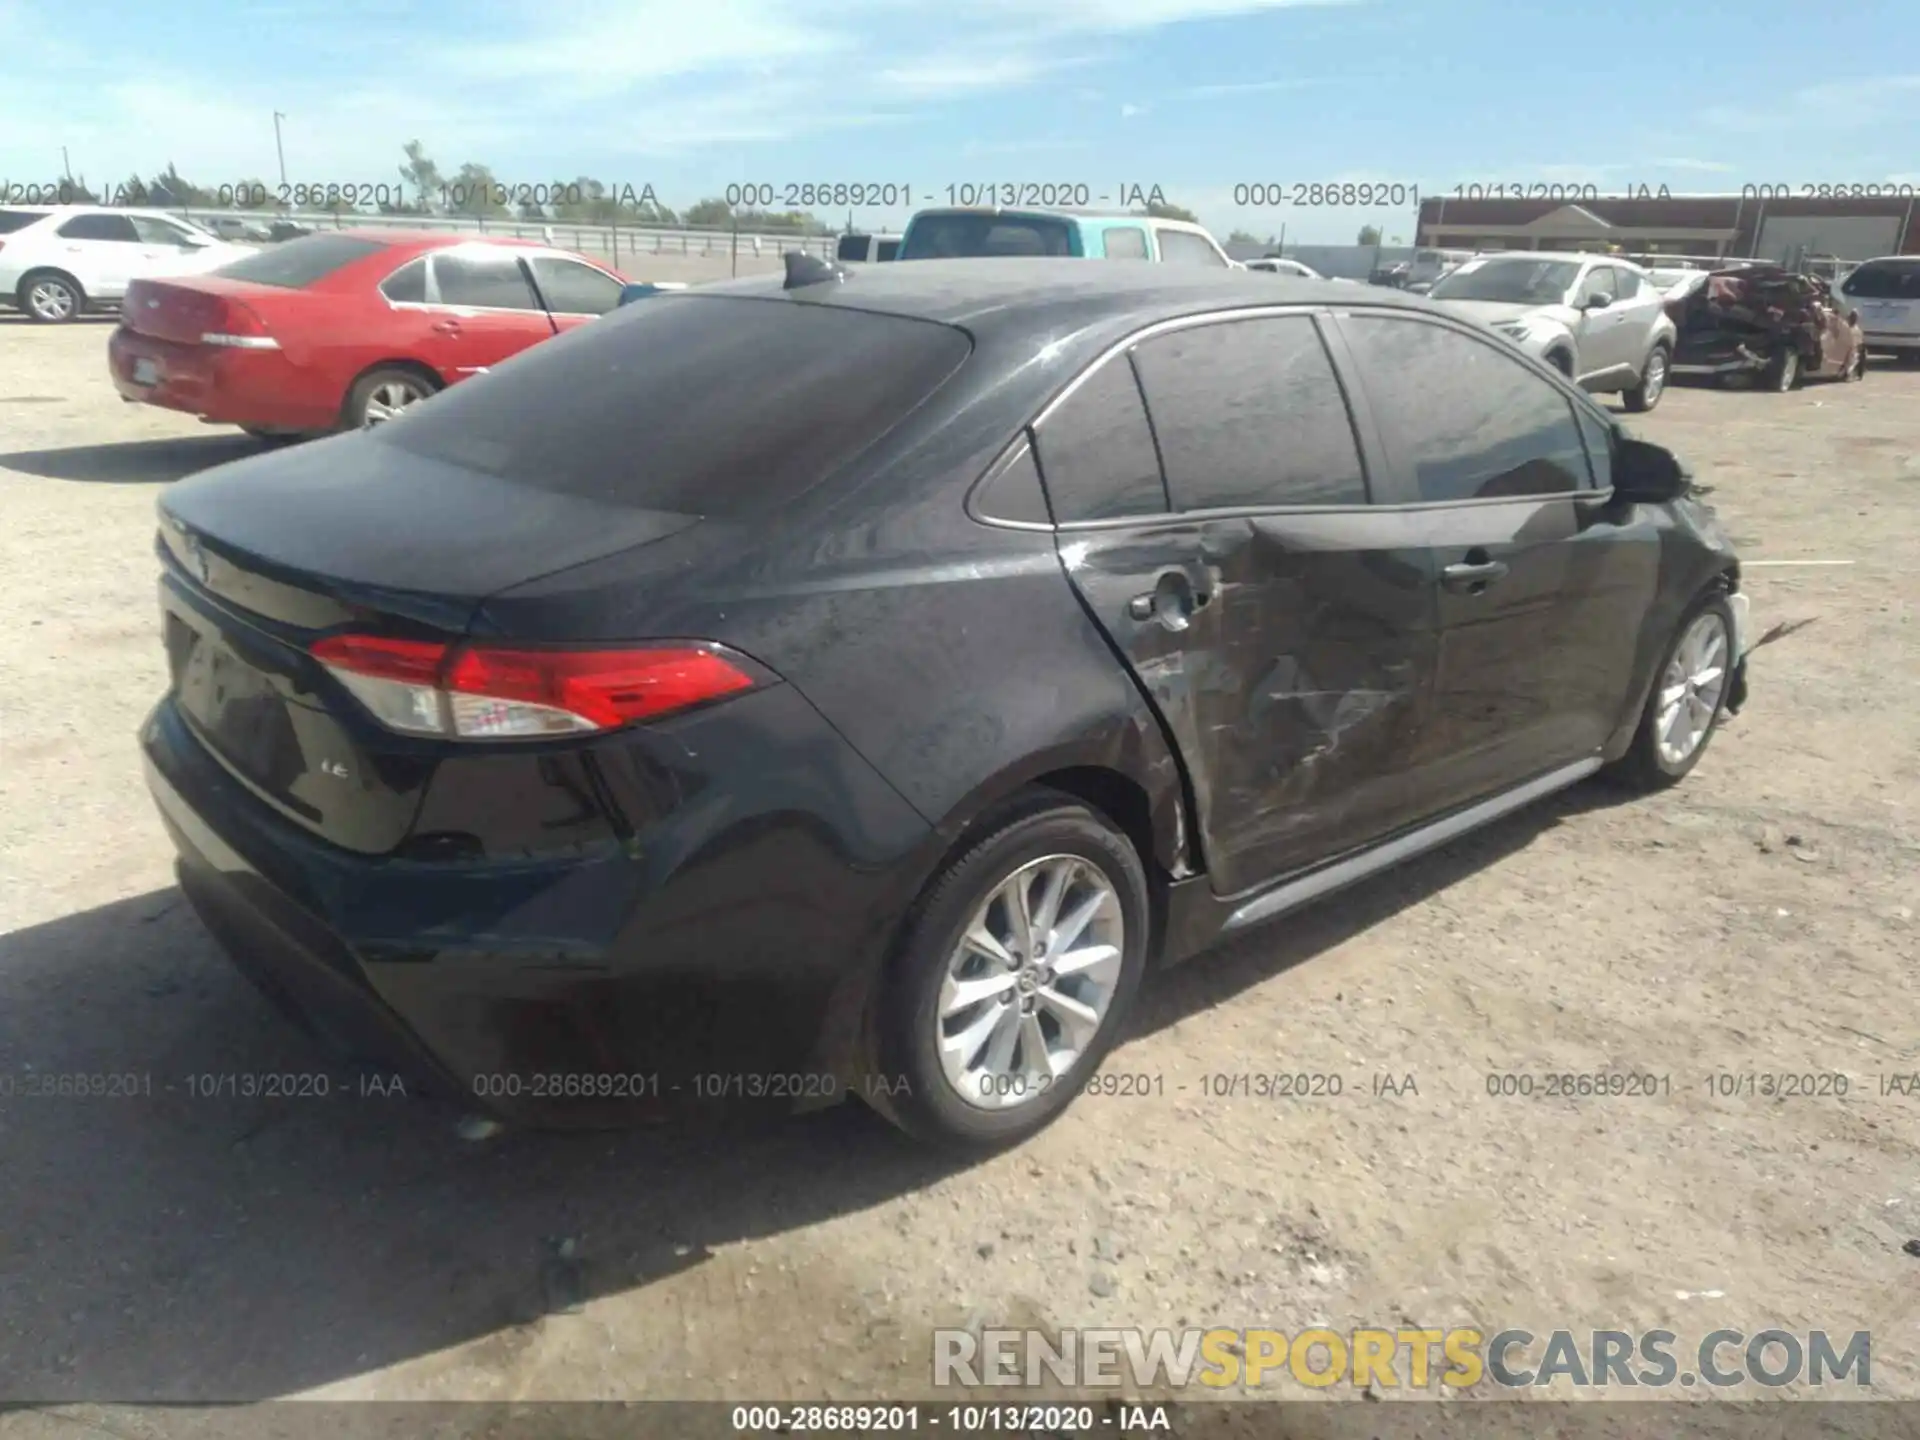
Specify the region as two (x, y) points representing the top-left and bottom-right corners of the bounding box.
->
(1440, 559), (1510, 592)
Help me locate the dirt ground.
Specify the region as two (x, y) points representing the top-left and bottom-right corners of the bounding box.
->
(1, 312), (1916, 1415)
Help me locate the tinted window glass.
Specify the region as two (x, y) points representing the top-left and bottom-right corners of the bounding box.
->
(435, 249), (541, 309)
(212, 233), (387, 287)
(380, 258), (427, 303)
(376, 296), (972, 514)
(1030, 358), (1167, 522)
(1344, 316), (1591, 502)
(131, 215), (197, 245)
(57, 213), (138, 242)
(1843, 259), (1920, 299)
(900, 213), (1074, 258)
(1577, 266), (1617, 303)
(1157, 229), (1227, 266)
(0, 209), (41, 234)
(877, 238), (900, 261)
(973, 440), (1052, 526)
(836, 235), (871, 262)
(1102, 227), (1149, 260)
(1131, 317), (1367, 510)
(1574, 403), (1613, 490)
(529, 256), (623, 315)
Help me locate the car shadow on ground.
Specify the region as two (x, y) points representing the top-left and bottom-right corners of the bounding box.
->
(0, 433), (273, 483)
(0, 778), (1631, 1401)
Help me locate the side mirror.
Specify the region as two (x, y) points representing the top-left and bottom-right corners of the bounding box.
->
(1615, 436), (1689, 501)
(1584, 291), (1614, 310)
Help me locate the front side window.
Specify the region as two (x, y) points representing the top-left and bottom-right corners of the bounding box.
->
(1156, 229), (1228, 266)
(130, 215), (199, 246)
(1102, 227), (1149, 260)
(900, 213), (1074, 258)
(1843, 259), (1920, 299)
(1031, 357), (1168, 522)
(528, 256), (624, 315)
(1341, 316), (1593, 502)
(1130, 315), (1367, 510)
(432, 249), (542, 310)
(1576, 266), (1619, 305)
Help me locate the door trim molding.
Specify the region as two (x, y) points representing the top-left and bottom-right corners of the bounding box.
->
(1221, 755), (1602, 932)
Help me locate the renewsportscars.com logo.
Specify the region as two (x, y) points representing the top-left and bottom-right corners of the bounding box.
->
(932, 1327), (1871, 1392)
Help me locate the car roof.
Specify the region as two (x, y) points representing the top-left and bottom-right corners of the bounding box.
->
(686, 257), (1427, 340)
(904, 207), (1215, 233)
(334, 229), (548, 253)
(1466, 250), (1640, 267)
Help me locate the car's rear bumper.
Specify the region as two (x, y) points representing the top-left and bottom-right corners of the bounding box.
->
(108, 326), (339, 430)
(141, 688), (934, 1128)
(1860, 331), (1920, 351)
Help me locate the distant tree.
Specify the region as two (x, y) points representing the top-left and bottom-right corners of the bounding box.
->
(683, 196), (734, 228)
(61, 174), (100, 203)
(146, 162), (208, 207)
(1226, 229), (1261, 245)
(398, 141), (444, 212)
(445, 162), (510, 219)
(1142, 200), (1199, 223)
(227, 178), (275, 211)
(1357, 224), (1382, 245)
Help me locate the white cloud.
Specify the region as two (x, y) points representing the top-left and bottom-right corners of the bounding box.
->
(1702, 72), (1920, 132)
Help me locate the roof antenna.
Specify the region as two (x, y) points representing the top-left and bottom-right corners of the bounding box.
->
(784, 250), (848, 289)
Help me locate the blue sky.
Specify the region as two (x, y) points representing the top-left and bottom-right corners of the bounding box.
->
(3, 0), (1917, 242)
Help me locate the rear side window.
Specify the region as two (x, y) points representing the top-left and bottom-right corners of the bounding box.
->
(213, 233), (388, 287)
(1342, 315), (1592, 502)
(1130, 316), (1367, 509)
(1031, 359), (1168, 522)
(1157, 229), (1228, 266)
(380, 258), (427, 303)
(900, 214), (1074, 258)
(876, 238), (900, 261)
(0, 209), (43, 234)
(1844, 260), (1920, 299)
(1102, 227), (1149, 260)
(836, 234), (872, 262)
(434, 249), (541, 309)
(375, 296), (973, 514)
(57, 213), (138, 242)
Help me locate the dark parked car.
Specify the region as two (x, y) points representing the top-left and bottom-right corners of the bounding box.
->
(142, 258), (1751, 1149)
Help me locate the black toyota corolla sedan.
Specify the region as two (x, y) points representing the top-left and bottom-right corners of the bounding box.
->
(142, 255), (1750, 1148)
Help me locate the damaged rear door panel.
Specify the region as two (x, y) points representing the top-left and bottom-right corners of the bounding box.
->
(1032, 307), (1441, 899)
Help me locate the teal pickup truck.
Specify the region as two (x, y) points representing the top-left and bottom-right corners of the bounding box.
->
(896, 207), (1237, 266)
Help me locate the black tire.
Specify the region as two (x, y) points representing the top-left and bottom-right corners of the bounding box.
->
(1622, 342), (1670, 413)
(868, 791), (1150, 1150)
(1763, 347), (1801, 392)
(18, 270), (85, 324)
(1602, 592), (1737, 792)
(342, 366), (440, 429)
(239, 425), (309, 444)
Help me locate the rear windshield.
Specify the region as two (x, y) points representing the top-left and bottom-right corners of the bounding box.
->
(374, 295), (973, 513)
(900, 213), (1074, 259)
(1843, 260), (1920, 299)
(210, 233), (388, 288)
(0, 209), (43, 234)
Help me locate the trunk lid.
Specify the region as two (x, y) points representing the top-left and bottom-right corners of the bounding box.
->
(156, 435), (702, 852)
(120, 275), (288, 344)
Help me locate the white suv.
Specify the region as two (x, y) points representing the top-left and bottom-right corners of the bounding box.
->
(1835, 256), (1920, 360)
(0, 206), (252, 323)
(1425, 251), (1680, 412)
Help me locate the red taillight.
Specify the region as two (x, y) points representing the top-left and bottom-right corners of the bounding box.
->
(310, 635), (759, 740)
(202, 297), (278, 349)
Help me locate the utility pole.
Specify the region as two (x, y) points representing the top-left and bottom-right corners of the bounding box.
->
(61, 146), (72, 180)
(272, 112), (288, 189)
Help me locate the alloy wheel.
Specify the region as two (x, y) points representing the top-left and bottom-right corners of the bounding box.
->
(1655, 612), (1730, 767)
(362, 380), (427, 426)
(27, 279), (76, 321)
(937, 854), (1124, 1111)
(1641, 350), (1668, 404)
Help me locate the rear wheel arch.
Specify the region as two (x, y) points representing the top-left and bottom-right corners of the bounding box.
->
(340, 360), (444, 428)
(17, 268), (86, 318)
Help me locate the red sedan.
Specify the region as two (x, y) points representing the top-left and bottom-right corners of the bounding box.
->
(108, 230), (630, 436)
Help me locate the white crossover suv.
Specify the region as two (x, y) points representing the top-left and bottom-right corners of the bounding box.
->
(0, 206), (252, 323)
